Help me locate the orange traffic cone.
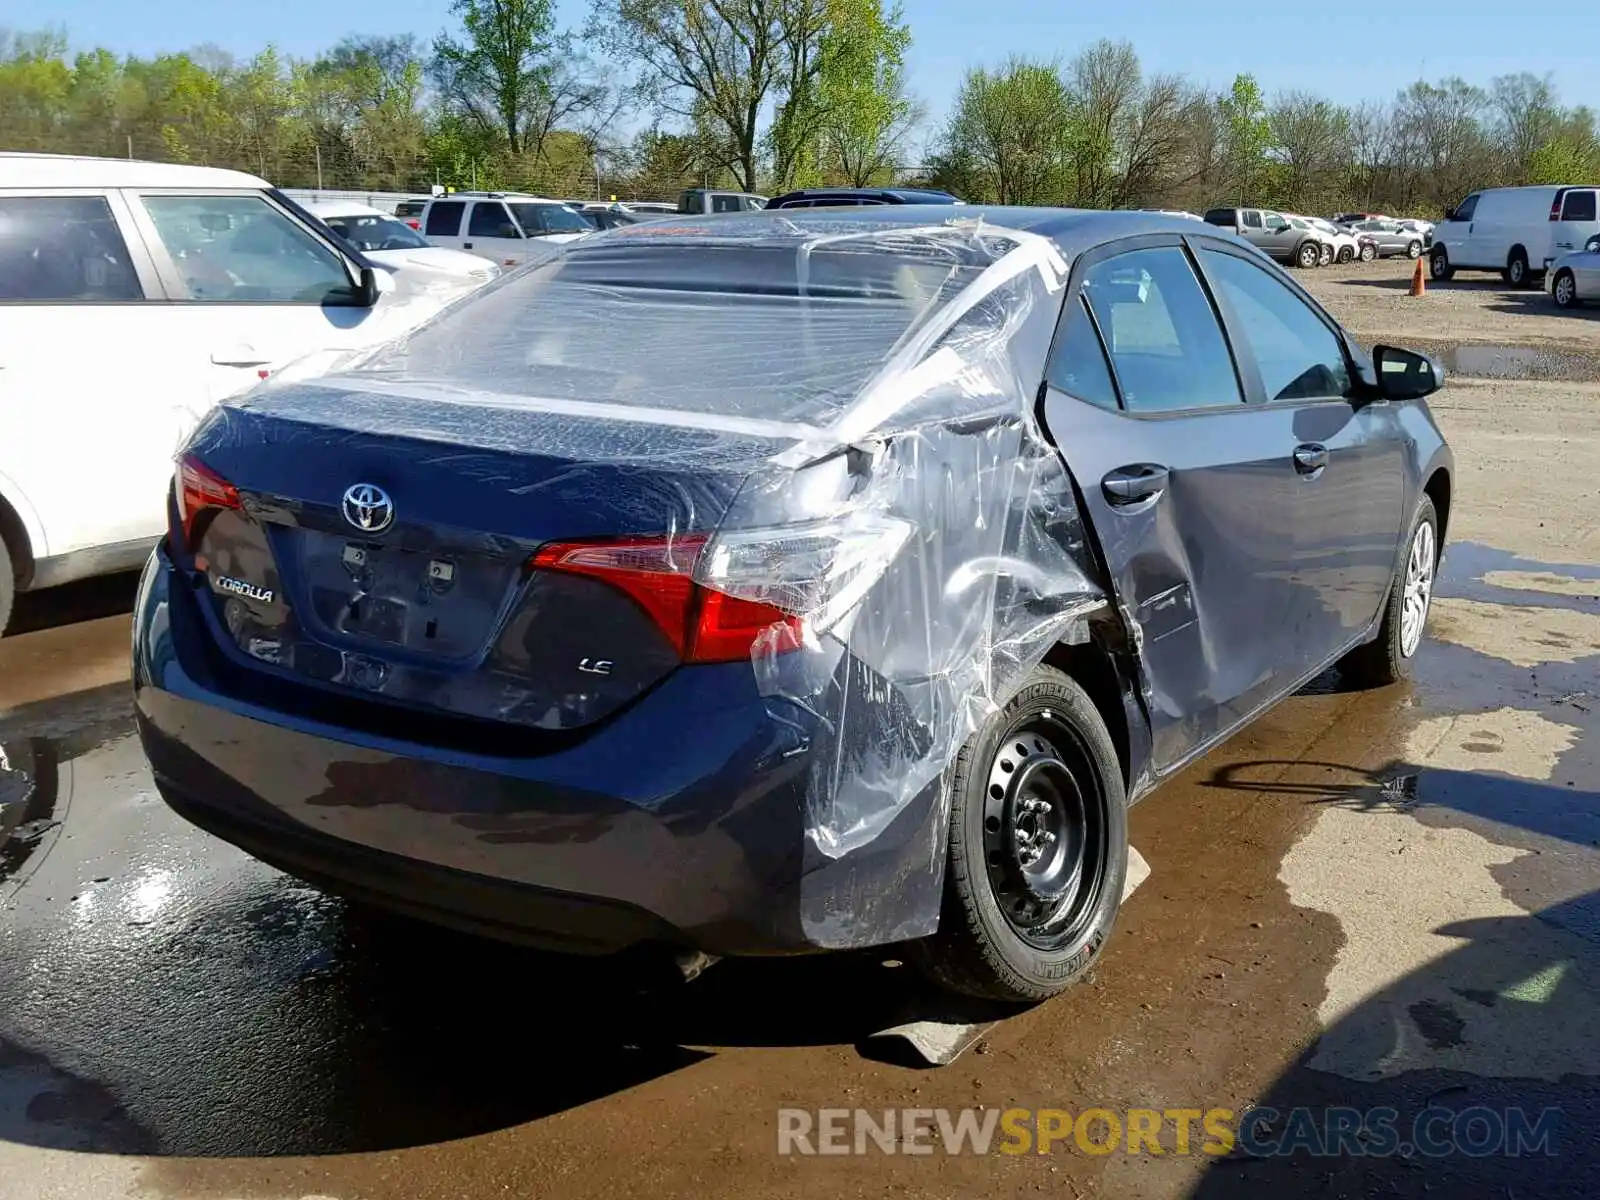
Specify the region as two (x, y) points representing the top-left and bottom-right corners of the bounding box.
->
(1409, 256), (1426, 297)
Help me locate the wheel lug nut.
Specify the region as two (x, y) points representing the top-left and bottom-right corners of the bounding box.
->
(1041, 831), (1056, 844)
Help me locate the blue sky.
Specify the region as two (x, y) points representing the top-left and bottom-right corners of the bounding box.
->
(34, 0), (1596, 148)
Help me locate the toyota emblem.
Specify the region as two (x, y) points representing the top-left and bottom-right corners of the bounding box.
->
(342, 483), (395, 533)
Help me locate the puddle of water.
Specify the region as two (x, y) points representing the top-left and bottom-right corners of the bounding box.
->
(1439, 541), (1600, 615)
(1385, 340), (1600, 383)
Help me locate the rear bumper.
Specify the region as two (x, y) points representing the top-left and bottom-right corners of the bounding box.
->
(133, 548), (946, 956)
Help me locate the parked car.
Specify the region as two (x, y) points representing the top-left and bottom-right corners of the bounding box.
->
(309, 201), (500, 289)
(1395, 218), (1434, 247)
(134, 207), (1454, 1004)
(1203, 206), (1327, 268)
(1332, 211), (1387, 225)
(393, 198), (429, 229)
(0, 153), (463, 634)
(1342, 218), (1426, 260)
(1548, 232), (1600, 308)
(1430, 185), (1600, 286)
(677, 188), (767, 214)
(1139, 209), (1205, 221)
(764, 187), (963, 209)
(1302, 215), (1371, 263)
(580, 208), (647, 230)
(418, 192), (592, 267)
(620, 201), (678, 215)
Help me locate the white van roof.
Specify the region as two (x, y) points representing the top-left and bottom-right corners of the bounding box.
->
(0, 151), (269, 190)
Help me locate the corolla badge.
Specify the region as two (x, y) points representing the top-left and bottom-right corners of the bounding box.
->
(342, 483), (394, 533)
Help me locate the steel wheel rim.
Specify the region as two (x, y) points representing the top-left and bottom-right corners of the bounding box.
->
(1556, 274), (1575, 305)
(1400, 518), (1435, 658)
(981, 713), (1108, 950)
(1510, 259), (1524, 283)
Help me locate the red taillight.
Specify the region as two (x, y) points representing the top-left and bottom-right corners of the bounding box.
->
(175, 454), (240, 551)
(1550, 194), (1563, 221)
(407, 218), (422, 229)
(531, 534), (803, 663)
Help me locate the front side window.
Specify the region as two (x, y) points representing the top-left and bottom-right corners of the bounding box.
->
(322, 213), (431, 252)
(1452, 194), (1479, 222)
(1080, 246), (1242, 413)
(1561, 189), (1597, 222)
(1242, 211), (1264, 229)
(1263, 212), (1289, 231)
(141, 194), (358, 304)
(468, 201), (520, 238)
(0, 195), (143, 301)
(1200, 248), (1350, 402)
(425, 201), (465, 236)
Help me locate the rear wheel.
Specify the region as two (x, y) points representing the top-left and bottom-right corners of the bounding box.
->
(1339, 495), (1438, 688)
(1296, 241), (1322, 269)
(1359, 242), (1377, 263)
(1553, 269), (1580, 309)
(0, 538), (13, 637)
(917, 666), (1128, 1004)
(1504, 248), (1529, 287)
(1337, 246), (1353, 264)
(1429, 248), (1454, 280)
(1319, 243), (1334, 267)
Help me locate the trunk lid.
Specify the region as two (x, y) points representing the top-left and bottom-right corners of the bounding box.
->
(184, 385), (784, 734)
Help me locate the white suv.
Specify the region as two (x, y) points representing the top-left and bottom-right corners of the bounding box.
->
(417, 193), (593, 267)
(0, 153), (452, 633)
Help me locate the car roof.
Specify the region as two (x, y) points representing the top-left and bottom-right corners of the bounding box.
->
(628, 204), (1223, 259)
(429, 192), (567, 204)
(309, 200), (387, 218)
(0, 151), (269, 189)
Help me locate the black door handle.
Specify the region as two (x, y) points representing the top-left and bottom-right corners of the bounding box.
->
(463, 241), (473, 249)
(1102, 464), (1170, 505)
(1293, 443), (1329, 474)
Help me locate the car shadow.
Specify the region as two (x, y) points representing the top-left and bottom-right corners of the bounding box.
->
(1188, 762), (1599, 1197)
(1486, 292), (1600, 321)
(1325, 273), (1493, 292)
(5, 570), (141, 637)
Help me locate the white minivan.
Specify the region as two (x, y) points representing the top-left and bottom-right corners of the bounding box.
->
(0, 153), (453, 633)
(1430, 184), (1600, 287)
(418, 193), (592, 267)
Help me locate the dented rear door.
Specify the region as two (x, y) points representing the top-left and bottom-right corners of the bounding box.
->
(1040, 237), (1303, 772)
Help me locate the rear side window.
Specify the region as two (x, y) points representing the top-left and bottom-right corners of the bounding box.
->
(1561, 190), (1597, 221)
(468, 201), (518, 238)
(1080, 246), (1242, 413)
(1242, 211), (1263, 229)
(1045, 296), (1119, 410)
(0, 195), (144, 301)
(1203, 209), (1235, 227)
(141, 193), (358, 304)
(1201, 248), (1350, 402)
(425, 201), (465, 236)
(712, 194), (743, 213)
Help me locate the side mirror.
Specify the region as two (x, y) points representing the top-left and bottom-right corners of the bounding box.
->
(1373, 344), (1444, 401)
(356, 265), (396, 307)
(1442, 207), (1456, 221)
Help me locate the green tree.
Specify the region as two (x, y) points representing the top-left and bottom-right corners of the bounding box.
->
(1218, 72), (1270, 204)
(817, 0), (917, 186)
(432, 0), (560, 154)
(937, 58), (1074, 205)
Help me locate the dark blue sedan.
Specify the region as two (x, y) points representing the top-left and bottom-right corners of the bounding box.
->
(133, 207), (1454, 1003)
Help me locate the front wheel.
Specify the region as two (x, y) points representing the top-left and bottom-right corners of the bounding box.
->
(917, 666), (1128, 1004)
(1553, 269), (1580, 309)
(1319, 243), (1334, 267)
(1297, 241), (1322, 269)
(1337, 246), (1354, 264)
(1406, 240), (1422, 259)
(1359, 242), (1377, 263)
(1429, 249), (1454, 281)
(1338, 495), (1439, 688)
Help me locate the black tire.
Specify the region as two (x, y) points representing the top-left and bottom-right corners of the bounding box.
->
(1504, 248), (1529, 287)
(1296, 240), (1321, 269)
(1339, 495), (1439, 688)
(1359, 242), (1377, 263)
(0, 537), (14, 637)
(1405, 240), (1422, 259)
(917, 666), (1128, 1004)
(1429, 248), (1454, 280)
(1319, 243), (1334, 267)
(1553, 269), (1581, 309)
(1337, 246), (1353, 264)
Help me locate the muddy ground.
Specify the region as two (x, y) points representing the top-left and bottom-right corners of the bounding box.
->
(1, 254), (1597, 1199)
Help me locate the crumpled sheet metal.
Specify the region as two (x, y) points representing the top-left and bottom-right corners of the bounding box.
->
(229, 214), (1111, 862)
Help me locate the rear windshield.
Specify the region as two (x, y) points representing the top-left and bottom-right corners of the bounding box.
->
(349, 230), (999, 424)
(1203, 209), (1234, 226)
